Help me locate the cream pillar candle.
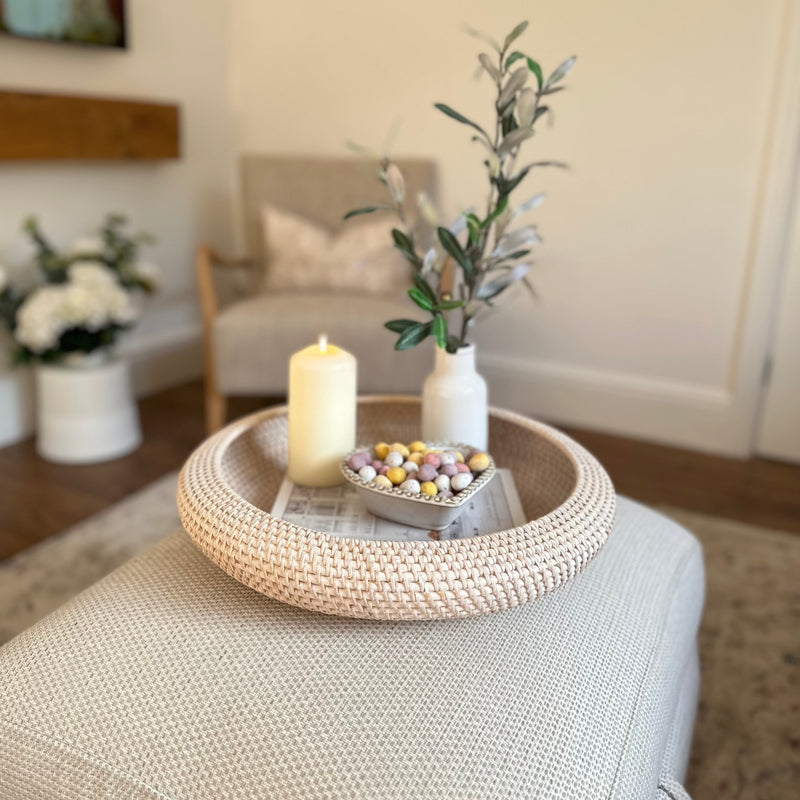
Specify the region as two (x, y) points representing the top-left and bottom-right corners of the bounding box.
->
(288, 334), (357, 486)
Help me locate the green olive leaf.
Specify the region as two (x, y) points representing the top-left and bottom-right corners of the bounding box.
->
(408, 287), (436, 312)
(433, 313), (448, 348)
(343, 205), (391, 220)
(385, 319), (421, 334)
(437, 227), (473, 280)
(434, 103), (491, 142)
(395, 321), (433, 350)
(503, 21), (529, 50)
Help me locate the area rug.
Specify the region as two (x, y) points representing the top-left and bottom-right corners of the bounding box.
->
(0, 482), (797, 799)
(0, 471), (180, 645)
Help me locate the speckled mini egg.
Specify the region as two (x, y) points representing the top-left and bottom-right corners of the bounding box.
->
(399, 478), (421, 494)
(408, 440), (426, 453)
(451, 472), (474, 492)
(423, 452), (442, 468)
(402, 460), (419, 474)
(384, 451), (404, 468)
(379, 465), (391, 476)
(358, 465), (377, 482)
(434, 474), (451, 492)
(373, 474), (393, 488)
(375, 442), (390, 460)
(440, 464), (459, 478)
(468, 453), (491, 473)
(436, 490), (454, 500)
(389, 442), (410, 458)
(455, 463), (471, 474)
(417, 464), (438, 482)
(419, 481), (437, 496)
(387, 467), (407, 485)
(347, 452), (371, 472)
(407, 452), (425, 466)
(439, 452), (457, 466)
(371, 460), (384, 471)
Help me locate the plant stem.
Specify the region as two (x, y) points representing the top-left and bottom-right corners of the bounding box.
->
(457, 44), (507, 346)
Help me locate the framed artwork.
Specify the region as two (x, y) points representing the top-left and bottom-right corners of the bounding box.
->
(0, 0), (127, 49)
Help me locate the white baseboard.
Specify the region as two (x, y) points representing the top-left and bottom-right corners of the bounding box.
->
(0, 368), (36, 449)
(478, 352), (748, 457)
(0, 328), (750, 457)
(121, 321), (204, 398)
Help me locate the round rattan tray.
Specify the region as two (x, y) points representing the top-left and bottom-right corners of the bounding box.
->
(177, 396), (616, 620)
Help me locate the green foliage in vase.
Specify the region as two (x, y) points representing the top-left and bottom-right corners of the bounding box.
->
(344, 20), (575, 352)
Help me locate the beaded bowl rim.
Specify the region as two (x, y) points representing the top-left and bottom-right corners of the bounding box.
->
(340, 443), (496, 507)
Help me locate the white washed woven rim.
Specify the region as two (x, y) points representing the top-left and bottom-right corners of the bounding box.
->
(177, 396), (616, 621)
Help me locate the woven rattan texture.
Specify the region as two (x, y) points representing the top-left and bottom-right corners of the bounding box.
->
(177, 397), (616, 620)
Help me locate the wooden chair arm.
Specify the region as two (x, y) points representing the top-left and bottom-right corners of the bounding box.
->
(195, 245), (254, 435)
(195, 245), (253, 323)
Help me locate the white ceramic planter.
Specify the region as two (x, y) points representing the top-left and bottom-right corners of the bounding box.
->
(422, 344), (488, 450)
(36, 354), (142, 464)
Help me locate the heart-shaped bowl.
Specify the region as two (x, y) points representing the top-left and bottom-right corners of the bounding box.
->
(341, 444), (496, 531)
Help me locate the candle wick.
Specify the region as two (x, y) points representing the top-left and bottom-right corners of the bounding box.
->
(319, 333), (328, 353)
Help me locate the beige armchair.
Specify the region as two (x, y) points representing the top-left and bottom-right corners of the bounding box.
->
(196, 155), (439, 433)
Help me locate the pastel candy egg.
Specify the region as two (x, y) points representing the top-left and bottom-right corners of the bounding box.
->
(454, 451), (465, 463)
(408, 452), (425, 466)
(419, 481), (437, 496)
(385, 451), (404, 468)
(451, 472), (474, 492)
(436, 490), (454, 500)
(402, 460), (419, 473)
(379, 465), (391, 476)
(434, 474), (451, 492)
(455, 462), (471, 474)
(358, 465), (377, 482)
(439, 452), (457, 466)
(375, 442), (390, 460)
(408, 440), (427, 453)
(440, 464), (459, 478)
(387, 467), (407, 485)
(348, 452), (371, 471)
(390, 442), (410, 458)
(423, 452), (442, 468)
(417, 464), (438, 482)
(371, 460), (384, 471)
(468, 453), (491, 473)
(400, 478), (421, 494)
(373, 474), (393, 488)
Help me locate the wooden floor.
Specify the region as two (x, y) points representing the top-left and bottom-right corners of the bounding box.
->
(1, 379), (798, 561)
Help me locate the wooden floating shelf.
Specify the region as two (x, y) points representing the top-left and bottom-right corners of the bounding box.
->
(0, 90), (180, 160)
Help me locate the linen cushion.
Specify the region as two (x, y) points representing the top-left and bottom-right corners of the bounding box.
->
(212, 292), (432, 396)
(261, 205), (411, 295)
(0, 497), (704, 799)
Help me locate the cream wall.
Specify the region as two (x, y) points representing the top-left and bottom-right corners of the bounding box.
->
(0, 0), (235, 446)
(228, 0), (795, 455)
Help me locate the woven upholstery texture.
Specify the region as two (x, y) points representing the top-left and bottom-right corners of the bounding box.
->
(0, 497), (704, 800)
(212, 297), (432, 396)
(177, 398), (616, 619)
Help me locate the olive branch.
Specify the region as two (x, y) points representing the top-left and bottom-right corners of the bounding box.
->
(345, 20), (575, 353)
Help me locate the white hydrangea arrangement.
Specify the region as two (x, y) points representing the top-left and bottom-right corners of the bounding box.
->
(0, 214), (158, 364)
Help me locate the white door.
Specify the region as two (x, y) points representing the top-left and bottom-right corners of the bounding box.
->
(756, 193), (800, 462)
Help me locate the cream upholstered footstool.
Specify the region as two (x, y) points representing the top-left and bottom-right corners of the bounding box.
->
(0, 497), (703, 799)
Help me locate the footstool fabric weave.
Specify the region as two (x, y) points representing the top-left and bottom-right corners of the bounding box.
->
(0, 497), (704, 800)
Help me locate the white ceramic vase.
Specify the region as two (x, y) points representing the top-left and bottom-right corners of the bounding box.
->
(36, 351), (142, 464)
(421, 344), (488, 450)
